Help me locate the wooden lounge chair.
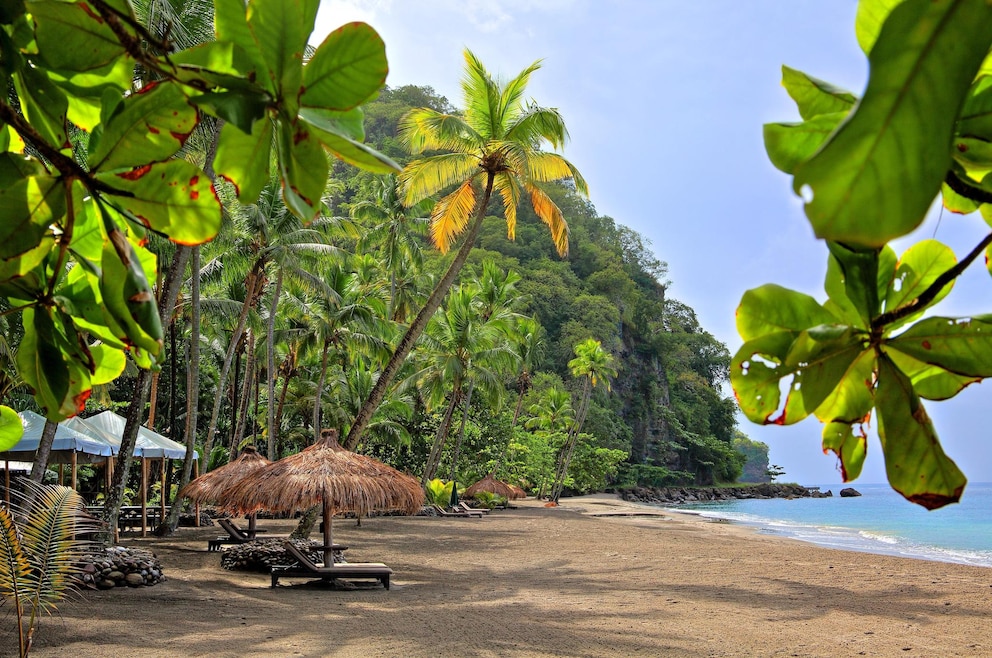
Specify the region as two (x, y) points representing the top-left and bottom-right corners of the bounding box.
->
(271, 541), (392, 589)
(208, 518), (287, 551)
(457, 502), (490, 514)
(431, 504), (484, 518)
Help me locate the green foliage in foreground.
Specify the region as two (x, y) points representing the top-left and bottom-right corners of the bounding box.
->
(0, 481), (101, 657)
(0, 0), (396, 430)
(736, 0), (992, 508)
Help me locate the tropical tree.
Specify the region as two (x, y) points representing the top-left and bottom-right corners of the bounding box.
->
(733, 0), (992, 508)
(351, 175), (432, 321)
(344, 49), (587, 450)
(550, 339), (618, 502)
(509, 317), (544, 429)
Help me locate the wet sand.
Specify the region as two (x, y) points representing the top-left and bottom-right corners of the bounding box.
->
(22, 494), (992, 657)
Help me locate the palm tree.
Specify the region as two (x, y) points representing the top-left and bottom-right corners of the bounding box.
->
(343, 49), (587, 450)
(351, 175), (432, 322)
(509, 317), (544, 429)
(550, 339), (617, 502)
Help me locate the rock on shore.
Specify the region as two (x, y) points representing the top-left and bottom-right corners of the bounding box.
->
(77, 546), (166, 589)
(621, 483), (832, 505)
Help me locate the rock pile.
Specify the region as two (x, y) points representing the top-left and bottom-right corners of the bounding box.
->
(77, 546), (166, 589)
(621, 483), (832, 505)
(220, 539), (344, 572)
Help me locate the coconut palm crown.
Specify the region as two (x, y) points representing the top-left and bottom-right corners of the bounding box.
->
(397, 49), (588, 256)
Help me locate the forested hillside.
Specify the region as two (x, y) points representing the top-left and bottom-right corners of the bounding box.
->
(340, 85), (748, 489)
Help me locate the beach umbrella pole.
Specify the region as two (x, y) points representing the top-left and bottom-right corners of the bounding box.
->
(247, 512), (257, 539)
(322, 497), (333, 566)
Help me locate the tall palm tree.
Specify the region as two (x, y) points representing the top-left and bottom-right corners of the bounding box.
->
(550, 339), (617, 502)
(344, 49), (587, 450)
(510, 317), (544, 429)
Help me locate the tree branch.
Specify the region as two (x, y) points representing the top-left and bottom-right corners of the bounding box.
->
(944, 169), (992, 205)
(872, 231), (992, 331)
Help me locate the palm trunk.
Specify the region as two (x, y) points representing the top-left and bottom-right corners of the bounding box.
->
(201, 268), (262, 472)
(231, 337), (255, 458)
(105, 245), (190, 541)
(28, 420), (57, 487)
(421, 390), (460, 485)
(449, 379), (475, 483)
(344, 173), (496, 451)
(161, 246), (201, 534)
(312, 341), (331, 444)
(266, 269), (283, 460)
(550, 378), (592, 502)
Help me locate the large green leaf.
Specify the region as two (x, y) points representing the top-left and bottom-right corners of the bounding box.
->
(0, 405), (22, 452)
(96, 160), (221, 245)
(275, 120), (328, 221)
(763, 113), (846, 175)
(731, 333), (795, 424)
(794, 0), (992, 247)
(875, 354), (965, 509)
(88, 82), (197, 172)
(16, 307), (92, 420)
(855, 0), (907, 54)
(882, 239), (956, 329)
(14, 65), (67, 148)
(301, 22), (388, 111)
(811, 348), (876, 424)
(736, 284), (836, 342)
(246, 0), (317, 111)
(887, 314), (992, 377)
(825, 242), (896, 328)
(958, 75), (992, 140)
(885, 347), (978, 400)
(214, 118), (272, 204)
(0, 174), (64, 260)
(303, 114), (401, 174)
(60, 265), (128, 350)
(822, 421), (867, 481)
(88, 343), (125, 385)
(29, 0), (128, 73)
(98, 232), (162, 357)
(781, 65), (857, 120)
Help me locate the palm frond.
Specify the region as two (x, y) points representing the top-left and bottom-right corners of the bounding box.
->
(506, 106), (570, 151)
(398, 109), (480, 154)
(461, 49), (503, 139)
(493, 172), (521, 241)
(430, 181), (478, 254)
(526, 184), (570, 257)
(0, 504), (30, 605)
(399, 153), (480, 206)
(497, 59), (542, 129)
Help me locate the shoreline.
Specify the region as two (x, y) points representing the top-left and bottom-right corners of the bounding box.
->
(24, 494), (992, 657)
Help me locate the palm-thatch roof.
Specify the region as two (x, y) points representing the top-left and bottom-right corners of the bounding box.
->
(221, 430), (424, 565)
(463, 473), (524, 500)
(177, 446), (271, 505)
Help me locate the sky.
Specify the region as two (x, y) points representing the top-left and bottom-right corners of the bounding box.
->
(312, 1), (992, 488)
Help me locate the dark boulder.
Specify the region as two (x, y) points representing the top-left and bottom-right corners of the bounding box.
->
(839, 487), (862, 497)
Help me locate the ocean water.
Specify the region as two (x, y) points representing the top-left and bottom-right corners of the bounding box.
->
(670, 482), (992, 568)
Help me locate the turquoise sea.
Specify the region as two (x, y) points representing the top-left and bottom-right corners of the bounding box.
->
(670, 482), (992, 568)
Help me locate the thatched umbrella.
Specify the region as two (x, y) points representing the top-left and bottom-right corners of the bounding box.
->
(463, 473), (524, 500)
(223, 429), (424, 565)
(177, 446), (271, 538)
(509, 484), (527, 500)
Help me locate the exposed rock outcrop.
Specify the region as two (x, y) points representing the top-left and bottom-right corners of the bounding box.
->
(839, 487), (862, 497)
(621, 483), (832, 505)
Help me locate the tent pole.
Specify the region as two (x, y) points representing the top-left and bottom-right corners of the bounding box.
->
(193, 460), (200, 527)
(160, 458), (166, 526)
(140, 457), (148, 537)
(71, 451), (77, 492)
(58, 462), (64, 486)
(4, 461), (9, 505)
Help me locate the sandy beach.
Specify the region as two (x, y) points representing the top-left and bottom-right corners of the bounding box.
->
(19, 495), (992, 658)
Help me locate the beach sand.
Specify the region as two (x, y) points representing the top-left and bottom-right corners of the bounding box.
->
(21, 494), (992, 658)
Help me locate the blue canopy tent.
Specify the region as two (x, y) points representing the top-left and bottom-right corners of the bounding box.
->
(0, 411), (115, 504)
(75, 411), (197, 535)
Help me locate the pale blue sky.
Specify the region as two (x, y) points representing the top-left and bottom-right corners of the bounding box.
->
(314, 1), (992, 489)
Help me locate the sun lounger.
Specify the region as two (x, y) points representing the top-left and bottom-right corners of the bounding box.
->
(432, 504), (484, 518)
(208, 518), (288, 551)
(271, 541), (392, 589)
(457, 502), (490, 514)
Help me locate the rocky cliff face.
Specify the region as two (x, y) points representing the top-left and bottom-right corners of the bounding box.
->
(621, 483), (832, 505)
